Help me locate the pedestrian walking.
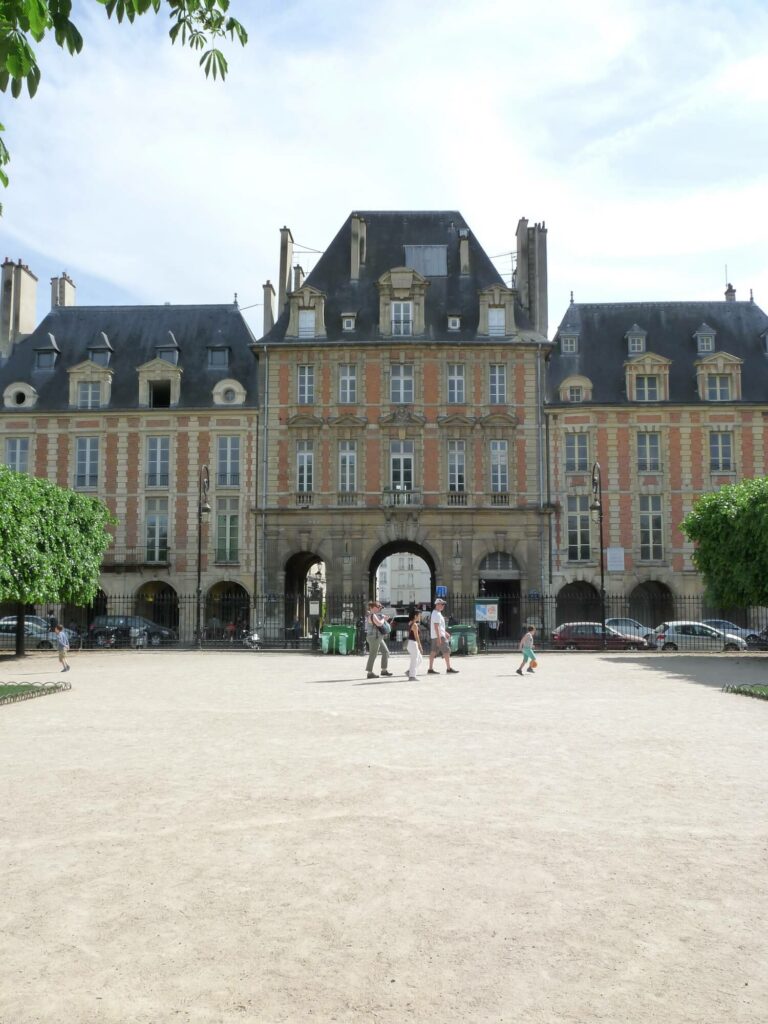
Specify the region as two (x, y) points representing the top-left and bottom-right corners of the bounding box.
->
(54, 623), (70, 673)
(364, 600), (393, 679)
(427, 598), (459, 675)
(516, 625), (537, 675)
(406, 609), (423, 680)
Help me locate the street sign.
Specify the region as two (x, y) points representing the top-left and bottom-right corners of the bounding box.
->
(435, 585), (448, 598)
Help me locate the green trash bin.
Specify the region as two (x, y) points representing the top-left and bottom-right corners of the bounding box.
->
(450, 624), (478, 655)
(320, 631), (332, 654)
(338, 632), (348, 655)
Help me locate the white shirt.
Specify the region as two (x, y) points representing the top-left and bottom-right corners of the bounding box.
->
(430, 608), (447, 640)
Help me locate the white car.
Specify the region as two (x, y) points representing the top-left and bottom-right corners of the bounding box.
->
(655, 621), (747, 652)
(701, 619), (761, 644)
(605, 617), (657, 645)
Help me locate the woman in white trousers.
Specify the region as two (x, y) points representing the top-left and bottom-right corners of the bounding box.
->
(406, 609), (424, 680)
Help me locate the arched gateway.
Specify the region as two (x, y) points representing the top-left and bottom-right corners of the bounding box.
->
(368, 542), (436, 604)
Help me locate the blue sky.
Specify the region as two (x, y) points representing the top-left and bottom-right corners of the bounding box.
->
(2, 0), (767, 337)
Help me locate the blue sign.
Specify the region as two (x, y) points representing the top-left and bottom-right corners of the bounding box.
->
(435, 585), (448, 598)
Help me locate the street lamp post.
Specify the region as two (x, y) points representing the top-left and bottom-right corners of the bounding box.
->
(196, 465), (211, 649)
(590, 461), (606, 649)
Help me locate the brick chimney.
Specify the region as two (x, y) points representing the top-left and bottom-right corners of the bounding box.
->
(262, 280), (275, 334)
(725, 282), (736, 302)
(278, 227), (294, 315)
(350, 214), (366, 281)
(1, 257), (38, 358)
(458, 228), (470, 275)
(51, 271), (76, 309)
(515, 219), (548, 337)
(293, 265), (305, 291)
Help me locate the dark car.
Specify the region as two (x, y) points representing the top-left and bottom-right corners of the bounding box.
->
(551, 622), (649, 651)
(88, 615), (177, 648)
(746, 626), (768, 650)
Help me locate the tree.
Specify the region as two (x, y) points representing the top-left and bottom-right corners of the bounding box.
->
(0, 465), (116, 654)
(0, 0), (248, 191)
(680, 476), (768, 607)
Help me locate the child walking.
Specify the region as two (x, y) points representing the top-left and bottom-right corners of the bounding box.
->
(54, 623), (70, 673)
(516, 625), (536, 675)
(406, 609), (424, 680)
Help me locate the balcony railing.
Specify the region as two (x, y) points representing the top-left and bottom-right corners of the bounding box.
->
(295, 491), (314, 507)
(382, 488), (422, 507)
(146, 473), (169, 487)
(337, 491), (360, 506)
(101, 547), (170, 571)
(489, 491), (510, 506)
(446, 491), (468, 506)
(217, 472), (240, 487)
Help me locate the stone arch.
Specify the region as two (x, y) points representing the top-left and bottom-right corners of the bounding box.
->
(134, 581), (179, 632)
(628, 580), (674, 627)
(477, 551), (523, 642)
(556, 581), (600, 625)
(367, 540), (436, 604)
(205, 581), (251, 635)
(284, 551), (326, 637)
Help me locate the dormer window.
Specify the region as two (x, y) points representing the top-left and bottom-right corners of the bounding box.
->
(158, 348), (179, 365)
(392, 301), (413, 337)
(207, 347), (230, 369)
(35, 350), (56, 370)
(625, 324), (647, 355)
(78, 382), (102, 409)
(487, 308), (506, 336)
(298, 309), (315, 339)
(561, 334), (579, 353)
(694, 324), (716, 353)
(568, 385), (583, 403)
(89, 349), (110, 367)
(341, 312), (356, 332)
(447, 315), (461, 332)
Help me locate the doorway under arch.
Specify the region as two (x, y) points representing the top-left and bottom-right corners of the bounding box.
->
(284, 551), (325, 638)
(135, 581), (179, 632)
(556, 581), (601, 625)
(628, 581), (674, 627)
(205, 582), (251, 635)
(368, 541), (436, 607)
(478, 551), (522, 642)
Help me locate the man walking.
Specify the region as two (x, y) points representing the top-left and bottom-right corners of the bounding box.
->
(364, 601), (393, 679)
(54, 623), (70, 673)
(427, 598), (459, 675)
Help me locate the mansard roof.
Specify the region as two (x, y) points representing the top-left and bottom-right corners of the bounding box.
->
(0, 303), (257, 410)
(262, 210), (536, 343)
(548, 299), (768, 403)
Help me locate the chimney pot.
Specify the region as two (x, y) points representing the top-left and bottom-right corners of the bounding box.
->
(725, 282), (736, 302)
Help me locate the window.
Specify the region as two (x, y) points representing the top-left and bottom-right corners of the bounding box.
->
(568, 385), (583, 403)
(145, 497), (168, 562)
(487, 308), (505, 336)
(448, 440), (466, 492)
(338, 363), (357, 404)
(565, 433), (588, 472)
(35, 351), (56, 370)
(146, 436), (170, 487)
(390, 439), (414, 491)
(89, 349), (111, 367)
(447, 363), (465, 404)
(77, 381), (101, 409)
(149, 381), (171, 408)
(392, 301), (413, 337)
(298, 365), (314, 405)
(567, 495), (591, 561)
(208, 348), (229, 369)
(339, 440), (357, 492)
(217, 436), (240, 486)
(710, 431), (733, 471)
(490, 440), (508, 492)
(627, 335), (645, 354)
(390, 364), (414, 404)
(448, 316), (461, 331)
(75, 437), (99, 489)
(489, 364), (506, 404)
(637, 432), (660, 472)
(707, 374), (731, 401)
(342, 316), (356, 332)
(5, 437), (29, 473)
(157, 348), (178, 365)
(561, 335), (579, 353)
(297, 441), (313, 492)
(635, 375), (658, 401)
(216, 497), (239, 562)
(639, 495), (663, 560)
(298, 310), (315, 339)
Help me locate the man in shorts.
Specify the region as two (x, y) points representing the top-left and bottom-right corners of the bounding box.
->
(427, 598), (459, 675)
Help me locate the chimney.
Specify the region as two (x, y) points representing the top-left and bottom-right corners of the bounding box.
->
(51, 271), (76, 309)
(1, 257), (38, 358)
(262, 280), (275, 334)
(725, 282), (736, 302)
(278, 227), (294, 315)
(515, 219), (548, 337)
(350, 214), (366, 281)
(293, 265), (305, 291)
(458, 228), (470, 275)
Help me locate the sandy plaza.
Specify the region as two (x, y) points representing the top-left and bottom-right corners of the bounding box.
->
(1, 648), (766, 1024)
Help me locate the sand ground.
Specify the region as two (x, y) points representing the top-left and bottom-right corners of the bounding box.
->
(1, 647), (766, 1024)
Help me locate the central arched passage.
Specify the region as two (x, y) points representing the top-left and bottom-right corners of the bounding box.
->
(368, 541), (435, 607)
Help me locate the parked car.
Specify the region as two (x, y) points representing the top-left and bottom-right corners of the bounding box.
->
(605, 617), (657, 645)
(0, 613), (52, 632)
(0, 619), (60, 650)
(654, 621), (747, 651)
(88, 615), (177, 648)
(551, 622), (649, 651)
(701, 619), (761, 643)
(746, 627), (768, 650)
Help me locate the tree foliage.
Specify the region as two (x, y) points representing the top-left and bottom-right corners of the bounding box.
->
(0, 0), (248, 191)
(0, 465), (115, 605)
(680, 476), (768, 607)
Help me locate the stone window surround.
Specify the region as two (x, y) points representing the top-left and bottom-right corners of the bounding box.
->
(558, 374), (592, 403)
(694, 352), (742, 401)
(212, 378), (246, 406)
(137, 357), (183, 408)
(376, 268), (429, 338)
(67, 360), (114, 408)
(3, 381), (39, 409)
(478, 284), (516, 337)
(625, 353), (671, 402)
(286, 285), (327, 340)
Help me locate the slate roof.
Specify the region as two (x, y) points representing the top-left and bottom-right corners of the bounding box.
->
(262, 210), (536, 343)
(0, 303), (258, 411)
(547, 300), (768, 404)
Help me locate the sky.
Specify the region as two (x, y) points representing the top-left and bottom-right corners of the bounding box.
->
(2, 0), (768, 339)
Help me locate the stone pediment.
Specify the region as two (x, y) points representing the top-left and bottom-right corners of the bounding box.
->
(67, 360), (114, 379)
(286, 412), (324, 428)
(623, 352), (672, 368)
(475, 411), (519, 427)
(136, 356), (183, 378)
(437, 413), (475, 428)
(326, 413), (368, 427)
(379, 406), (427, 427)
(377, 267), (429, 296)
(694, 350), (743, 367)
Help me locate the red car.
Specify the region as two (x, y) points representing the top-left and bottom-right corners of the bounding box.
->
(551, 622), (649, 651)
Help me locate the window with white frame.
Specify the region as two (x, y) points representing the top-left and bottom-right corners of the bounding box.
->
(487, 307), (505, 336)
(710, 431), (733, 471)
(567, 495), (591, 561)
(207, 347), (229, 369)
(448, 316), (461, 331)
(217, 435), (240, 486)
(298, 309), (315, 339)
(568, 385), (583, 403)
(561, 334), (579, 354)
(390, 439), (414, 491)
(338, 363), (357, 404)
(75, 436), (99, 489)
(565, 432), (588, 472)
(145, 497), (168, 562)
(338, 440), (357, 492)
(297, 440), (313, 492)
(696, 331), (715, 353)
(146, 436), (170, 487)
(637, 432), (660, 472)
(447, 363), (465, 404)
(707, 374), (731, 401)
(77, 381), (101, 409)
(298, 364), (314, 404)
(216, 496), (239, 561)
(490, 440), (508, 492)
(635, 375), (659, 401)
(390, 363), (414, 404)
(627, 334), (645, 354)
(448, 440), (466, 492)
(489, 364), (506, 404)
(639, 495), (663, 560)
(5, 437), (29, 473)
(392, 301), (413, 337)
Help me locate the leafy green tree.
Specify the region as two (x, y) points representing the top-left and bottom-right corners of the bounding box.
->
(680, 476), (768, 607)
(0, 0), (248, 191)
(0, 465), (116, 654)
